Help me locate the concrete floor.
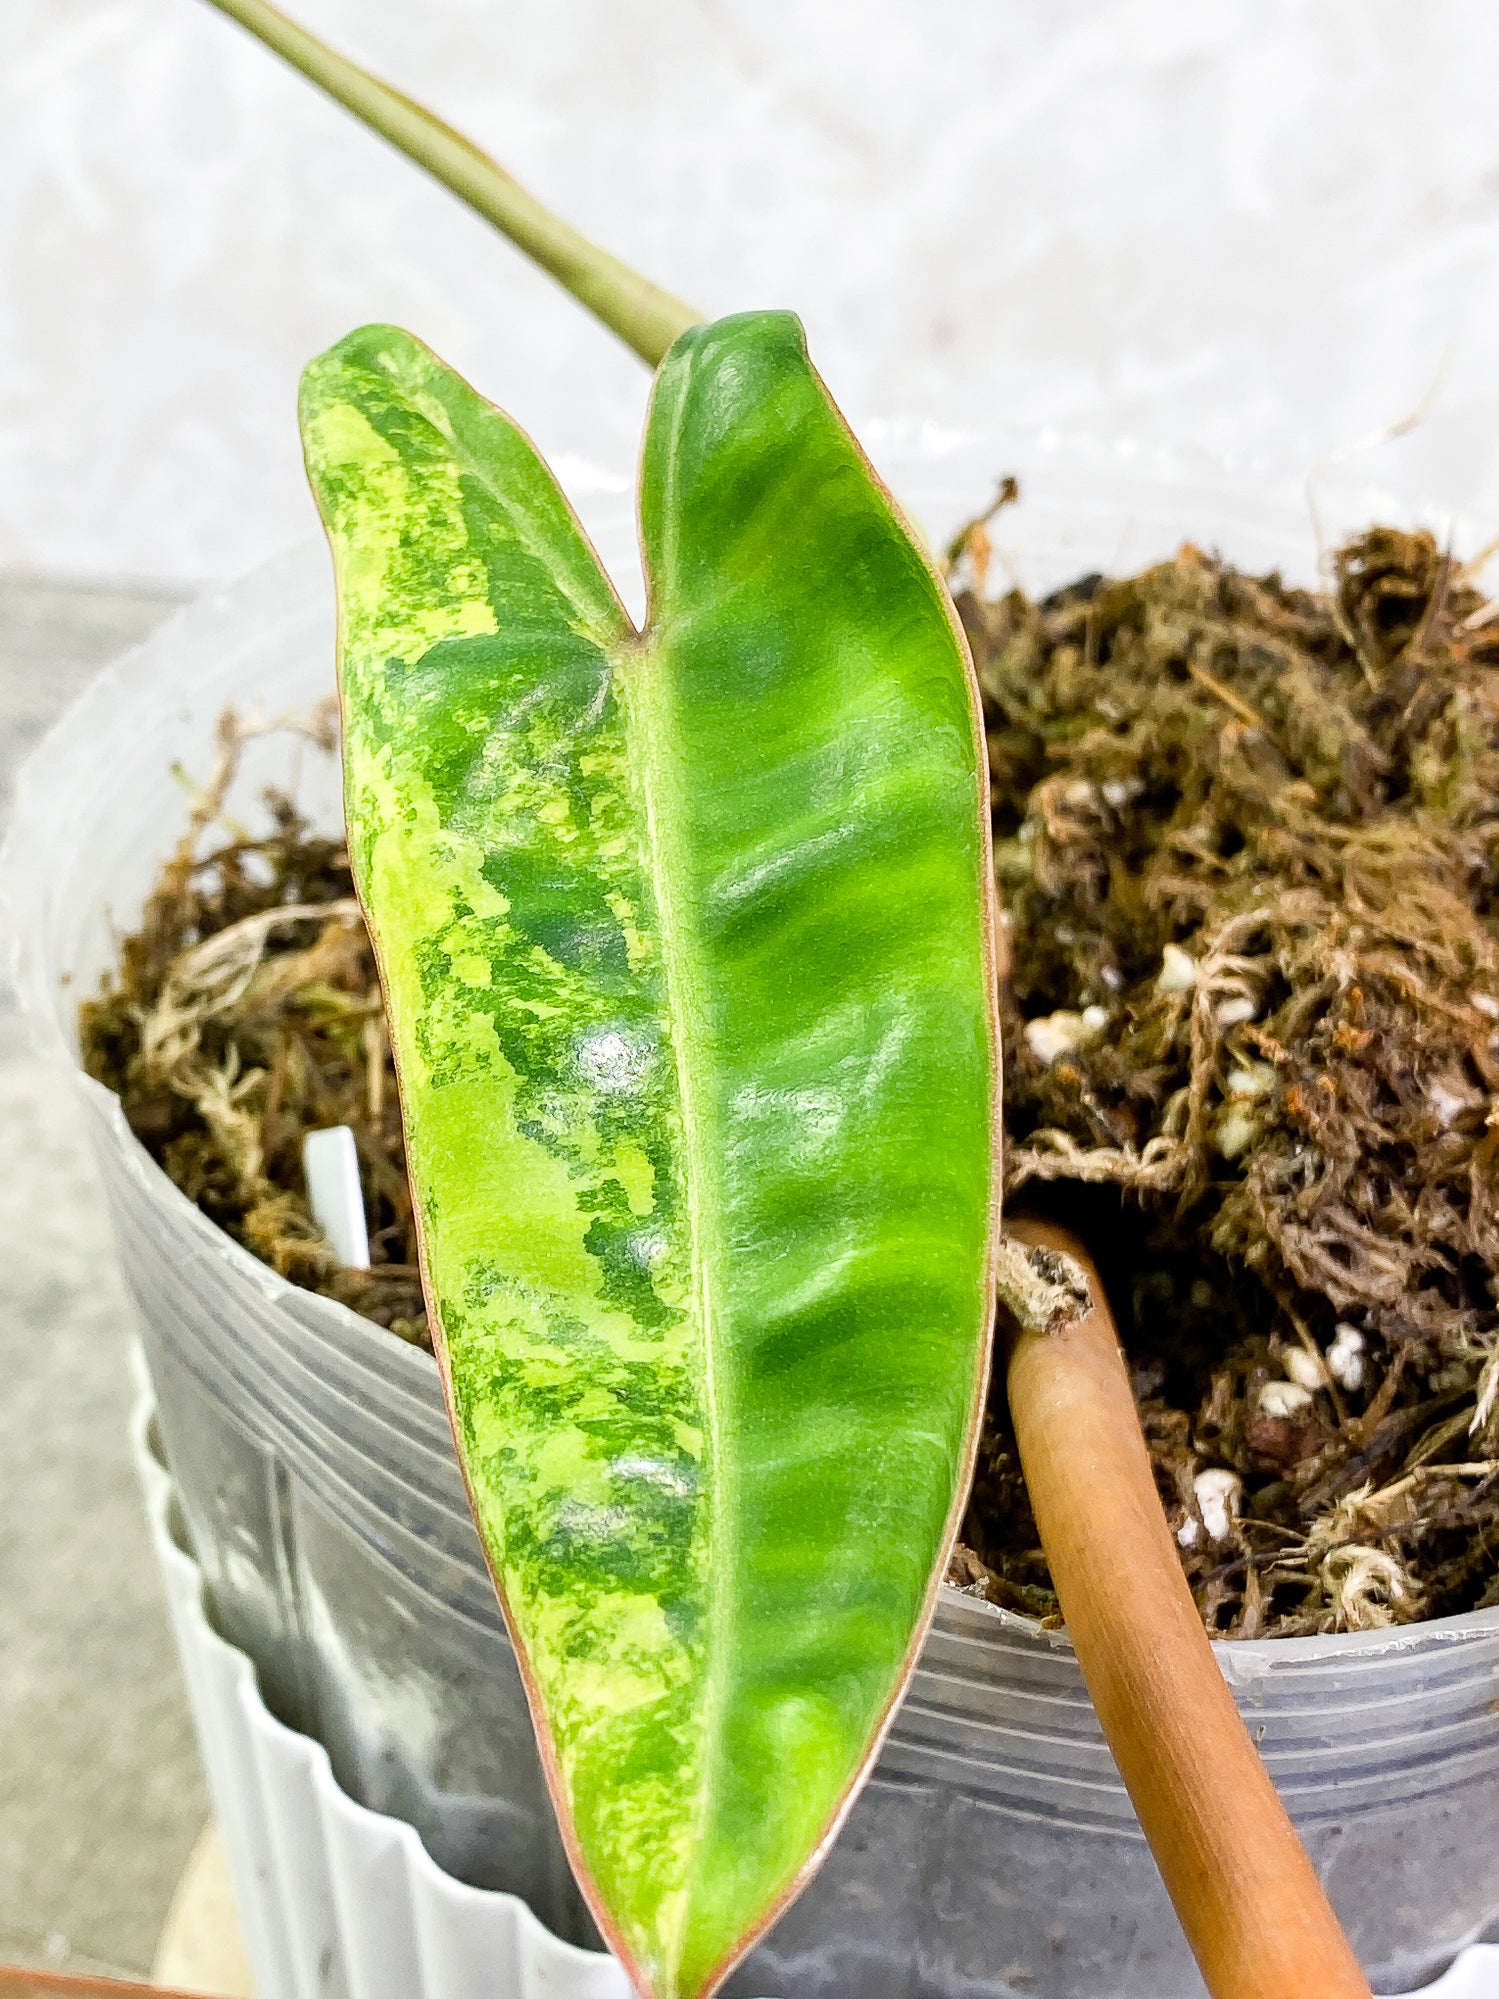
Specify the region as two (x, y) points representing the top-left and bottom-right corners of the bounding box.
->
(0, 574), (211, 1976)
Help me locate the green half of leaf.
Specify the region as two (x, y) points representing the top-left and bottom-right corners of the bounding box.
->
(299, 310), (1001, 1999)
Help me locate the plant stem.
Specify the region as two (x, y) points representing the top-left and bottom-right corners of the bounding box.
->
(198, 0), (703, 367)
(1003, 1217), (1372, 1999)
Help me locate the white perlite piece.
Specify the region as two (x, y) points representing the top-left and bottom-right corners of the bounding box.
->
(1328, 1323), (1366, 1392)
(1259, 1379), (1315, 1419)
(1155, 943), (1197, 995)
(1193, 1468), (1243, 1544)
(303, 1125), (371, 1271)
(1430, 1077), (1473, 1128)
(1226, 1061), (1278, 1098)
(1023, 1006), (1108, 1065)
(1216, 995), (1258, 1027)
(1282, 1346), (1325, 1393)
(1215, 1106), (1258, 1159)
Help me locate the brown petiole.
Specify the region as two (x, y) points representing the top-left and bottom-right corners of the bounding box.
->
(1002, 1216), (1372, 1999)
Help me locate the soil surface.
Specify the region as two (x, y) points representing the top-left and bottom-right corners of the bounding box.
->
(82, 524), (1499, 1638)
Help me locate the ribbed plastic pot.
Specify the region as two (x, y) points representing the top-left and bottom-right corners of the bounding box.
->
(126, 1367), (1499, 1999)
(5, 436), (1499, 1999)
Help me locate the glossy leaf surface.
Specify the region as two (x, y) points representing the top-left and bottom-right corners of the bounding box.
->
(300, 311), (1000, 1999)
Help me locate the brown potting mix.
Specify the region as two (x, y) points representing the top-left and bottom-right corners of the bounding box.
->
(82, 522), (1499, 1639)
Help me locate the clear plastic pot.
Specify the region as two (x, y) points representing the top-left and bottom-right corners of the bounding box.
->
(5, 438), (1498, 1999)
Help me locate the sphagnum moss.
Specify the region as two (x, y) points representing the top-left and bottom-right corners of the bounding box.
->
(84, 523), (1499, 1639)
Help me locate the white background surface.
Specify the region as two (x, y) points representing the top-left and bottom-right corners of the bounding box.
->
(9, 0), (1499, 585)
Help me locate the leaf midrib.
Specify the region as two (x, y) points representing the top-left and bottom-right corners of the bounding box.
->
(617, 624), (733, 1981)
